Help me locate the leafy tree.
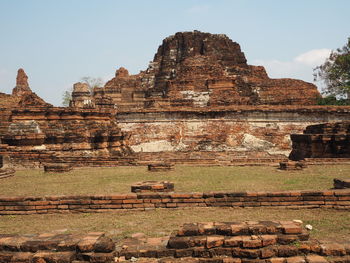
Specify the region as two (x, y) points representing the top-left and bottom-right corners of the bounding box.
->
(62, 88), (72, 107)
(61, 77), (104, 106)
(81, 77), (104, 93)
(316, 95), (350, 106)
(314, 38), (350, 99)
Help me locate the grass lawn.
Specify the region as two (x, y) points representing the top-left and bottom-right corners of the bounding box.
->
(0, 207), (349, 243)
(0, 165), (349, 196)
(1, 165), (349, 243)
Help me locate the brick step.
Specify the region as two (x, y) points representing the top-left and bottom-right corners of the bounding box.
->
(116, 255), (350, 263)
(120, 245), (350, 261)
(167, 233), (309, 250)
(305, 158), (350, 165)
(175, 222), (304, 237)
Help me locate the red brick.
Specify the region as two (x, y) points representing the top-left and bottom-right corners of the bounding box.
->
(166, 203), (177, 208)
(261, 247), (277, 258)
(206, 235), (224, 248)
(338, 196), (350, 201)
(224, 236), (242, 247)
(170, 193), (191, 199)
(286, 256), (306, 263)
(321, 243), (346, 256)
(266, 258), (286, 263)
(306, 255), (328, 263)
(242, 237), (262, 248)
(122, 199), (143, 204)
(261, 235), (277, 246)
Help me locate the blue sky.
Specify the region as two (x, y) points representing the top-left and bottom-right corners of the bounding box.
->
(0, 0), (349, 105)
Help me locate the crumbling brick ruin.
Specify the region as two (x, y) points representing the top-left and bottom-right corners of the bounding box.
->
(1, 32), (350, 166)
(0, 69), (131, 167)
(89, 31), (320, 110)
(95, 31), (349, 165)
(289, 122), (350, 161)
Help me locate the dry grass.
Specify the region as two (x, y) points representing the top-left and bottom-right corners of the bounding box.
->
(0, 207), (349, 243)
(1, 165), (349, 243)
(0, 165), (349, 196)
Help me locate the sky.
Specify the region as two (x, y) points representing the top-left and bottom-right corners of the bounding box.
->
(0, 0), (349, 106)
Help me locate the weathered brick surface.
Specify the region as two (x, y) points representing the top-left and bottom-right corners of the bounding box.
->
(0, 190), (349, 215)
(97, 31), (320, 111)
(0, 232), (114, 263)
(131, 181), (175, 193)
(1, 223), (350, 263)
(2, 34), (350, 169)
(0, 69), (132, 168)
(290, 122), (350, 161)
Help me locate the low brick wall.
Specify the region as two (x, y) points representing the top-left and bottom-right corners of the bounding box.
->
(1, 222), (350, 263)
(0, 189), (349, 215)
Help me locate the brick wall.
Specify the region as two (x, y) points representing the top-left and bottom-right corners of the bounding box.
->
(117, 106), (350, 163)
(0, 190), (349, 215)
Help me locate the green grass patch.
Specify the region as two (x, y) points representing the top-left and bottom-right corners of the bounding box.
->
(0, 165), (349, 196)
(0, 208), (348, 242)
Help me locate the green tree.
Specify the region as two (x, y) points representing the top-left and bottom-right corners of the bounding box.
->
(61, 77), (104, 107)
(314, 38), (350, 99)
(61, 88), (72, 107)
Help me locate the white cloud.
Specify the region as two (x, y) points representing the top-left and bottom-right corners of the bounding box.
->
(252, 48), (332, 84)
(185, 4), (210, 14)
(294, 49), (331, 66)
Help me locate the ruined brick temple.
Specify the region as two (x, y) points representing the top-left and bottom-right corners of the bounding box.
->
(1, 31), (349, 166)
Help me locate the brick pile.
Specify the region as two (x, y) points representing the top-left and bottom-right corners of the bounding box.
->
(43, 163), (73, 173)
(148, 163), (175, 172)
(131, 181), (175, 193)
